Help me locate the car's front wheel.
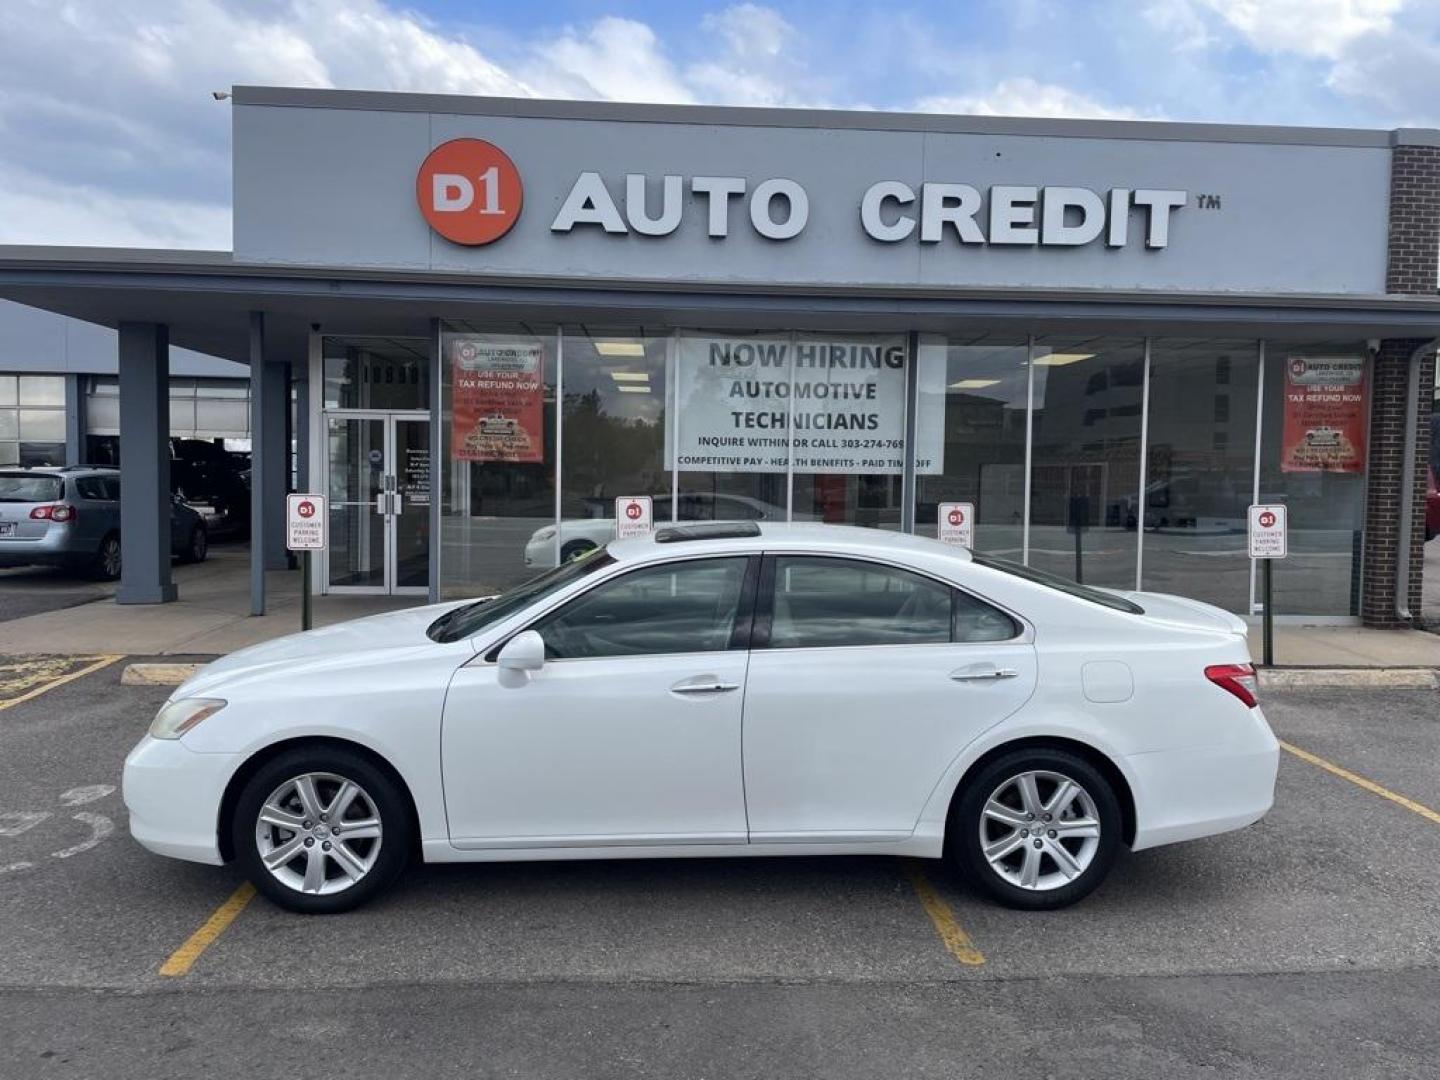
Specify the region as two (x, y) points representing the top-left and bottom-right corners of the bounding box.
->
(233, 747), (412, 914)
(948, 748), (1122, 910)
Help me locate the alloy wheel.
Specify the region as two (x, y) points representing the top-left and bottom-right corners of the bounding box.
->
(978, 769), (1102, 891)
(254, 772), (384, 896)
(101, 537), (121, 578)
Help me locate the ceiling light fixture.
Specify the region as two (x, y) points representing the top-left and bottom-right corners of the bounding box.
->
(948, 378), (1002, 390)
(616, 385), (651, 394)
(608, 371), (649, 383)
(595, 341), (646, 357)
(1032, 352), (1095, 367)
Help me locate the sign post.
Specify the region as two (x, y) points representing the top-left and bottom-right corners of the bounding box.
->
(286, 493), (328, 631)
(614, 496), (654, 542)
(937, 502), (975, 549)
(1247, 504), (1288, 667)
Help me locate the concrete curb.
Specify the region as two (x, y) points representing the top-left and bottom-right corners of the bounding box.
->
(120, 663), (206, 687)
(1259, 667), (1439, 689)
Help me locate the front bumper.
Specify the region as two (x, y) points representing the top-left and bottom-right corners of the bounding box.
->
(122, 735), (239, 865)
(1127, 706), (1281, 851)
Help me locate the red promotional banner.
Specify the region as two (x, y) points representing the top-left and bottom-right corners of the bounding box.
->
(450, 338), (545, 463)
(1281, 356), (1368, 474)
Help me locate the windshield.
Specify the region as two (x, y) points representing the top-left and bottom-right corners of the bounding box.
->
(971, 552), (1145, 615)
(427, 548), (616, 643)
(0, 473), (62, 503)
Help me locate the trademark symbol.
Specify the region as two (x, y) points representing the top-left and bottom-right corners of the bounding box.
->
(1197, 194), (1222, 210)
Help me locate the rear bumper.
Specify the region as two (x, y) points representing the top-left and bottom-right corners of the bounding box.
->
(0, 529), (81, 565)
(122, 735), (238, 866)
(1127, 707), (1280, 851)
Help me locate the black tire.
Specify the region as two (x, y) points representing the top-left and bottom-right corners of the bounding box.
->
(947, 747), (1122, 911)
(93, 532), (122, 581)
(560, 539), (597, 563)
(178, 523), (208, 564)
(232, 746), (413, 915)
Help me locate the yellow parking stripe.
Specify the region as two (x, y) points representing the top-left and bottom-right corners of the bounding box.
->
(159, 882), (257, 977)
(1281, 740), (1440, 826)
(902, 859), (985, 966)
(0, 655), (123, 711)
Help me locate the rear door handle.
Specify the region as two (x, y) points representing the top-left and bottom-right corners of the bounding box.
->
(670, 679), (740, 695)
(950, 667), (1019, 682)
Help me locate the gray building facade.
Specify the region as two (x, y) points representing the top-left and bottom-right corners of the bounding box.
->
(0, 87), (1437, 625)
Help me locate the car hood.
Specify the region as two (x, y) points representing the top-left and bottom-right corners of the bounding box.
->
(1109, 589), (1249, 637)
(172, 599), (474, 698)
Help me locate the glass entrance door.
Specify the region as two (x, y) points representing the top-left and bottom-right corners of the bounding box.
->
(325, 413), (430, 594)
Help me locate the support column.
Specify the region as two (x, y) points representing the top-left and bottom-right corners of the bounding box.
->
(1361, 135), (1440, 627)
(64, 373), (85, 466)
(116, 322), (176, 604)
(249, 313), (268, 615)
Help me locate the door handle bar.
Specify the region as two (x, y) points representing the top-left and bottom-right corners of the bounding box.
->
(670, 682), (740, 694)
(950, 669), (1019, 682)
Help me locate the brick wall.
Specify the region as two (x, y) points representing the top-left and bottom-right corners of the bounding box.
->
(1365, 142), (1440, 627)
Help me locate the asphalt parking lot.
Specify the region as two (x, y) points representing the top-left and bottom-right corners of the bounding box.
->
(0, 659), (1438, 1078)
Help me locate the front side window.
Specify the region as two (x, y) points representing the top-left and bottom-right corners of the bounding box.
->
(533, 557), (749, 659)
(768, 557), (953, 648)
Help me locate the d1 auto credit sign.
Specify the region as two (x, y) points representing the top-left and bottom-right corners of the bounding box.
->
(1248, 504), (1287, 559)
(937, 502), (975, 548)
(286, 493), (327, 551)
(615, 496), (653, 540)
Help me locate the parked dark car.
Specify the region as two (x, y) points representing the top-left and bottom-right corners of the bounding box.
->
(170, 438), (250, 523)
(0, 466), (207, 579)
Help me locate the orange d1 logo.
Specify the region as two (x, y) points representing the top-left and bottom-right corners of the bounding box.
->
(416, 138), (523, 245)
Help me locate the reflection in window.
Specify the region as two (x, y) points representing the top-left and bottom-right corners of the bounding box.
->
(915, 334), (1030, 555)
(768, 557), (952, 648)
(1141, 340), (1260, 612)
(535, 557), (747, 658)
(1028, 337), (1143, 589)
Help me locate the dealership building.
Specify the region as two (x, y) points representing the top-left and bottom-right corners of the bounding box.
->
(0, 86), (1437, 624)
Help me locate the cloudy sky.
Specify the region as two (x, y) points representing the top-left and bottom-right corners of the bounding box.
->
(0, 0), (1435, 250)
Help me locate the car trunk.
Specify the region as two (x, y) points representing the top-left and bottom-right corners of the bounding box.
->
(1107, 589), (1249, 637)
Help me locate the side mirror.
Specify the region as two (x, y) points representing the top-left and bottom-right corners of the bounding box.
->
(496, 630), (545, 685)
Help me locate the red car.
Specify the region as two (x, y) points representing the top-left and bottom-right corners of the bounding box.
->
(1427, 466), (1440, 542)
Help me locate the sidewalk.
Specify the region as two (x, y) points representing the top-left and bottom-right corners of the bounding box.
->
(0, 548), (420, 656)
(1, 546), (1439, 669)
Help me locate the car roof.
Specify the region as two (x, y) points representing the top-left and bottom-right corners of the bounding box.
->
(607, 521), (975, 563)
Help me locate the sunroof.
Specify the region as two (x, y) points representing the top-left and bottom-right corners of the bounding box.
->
(653, 522), (762, 543)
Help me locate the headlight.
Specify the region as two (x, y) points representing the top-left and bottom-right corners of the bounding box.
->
(149, 697), (227, 740)
(532, 526), (557, 542)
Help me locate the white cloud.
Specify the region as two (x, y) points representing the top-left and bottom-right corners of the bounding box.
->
(524, 16), (694, 104)
(917, 78), (1151, 121)
(1194, 0), (1402, 58)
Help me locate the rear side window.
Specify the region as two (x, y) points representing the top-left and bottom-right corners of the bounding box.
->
(971, 552), (1144, 615)
(74, 477), (107, 500)
(768, 557), (953, 648)
(0, 473), (61, 502)
(533, 557), (749, 659)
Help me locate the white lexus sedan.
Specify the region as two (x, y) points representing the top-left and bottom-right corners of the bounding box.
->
(123, 523), (1278, 915)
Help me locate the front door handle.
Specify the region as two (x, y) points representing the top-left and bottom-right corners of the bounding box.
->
(950, 667), (1019, 682)
(670, 679), (740, 695)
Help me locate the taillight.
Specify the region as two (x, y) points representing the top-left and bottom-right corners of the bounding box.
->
(1205, 663), (1259, 708)
(30, 503), (77, 523)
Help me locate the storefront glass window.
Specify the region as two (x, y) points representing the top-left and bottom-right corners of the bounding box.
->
(440, 323), (557, 598)
(1028, 336), (1144, 588)
(324, 336), (430, 411)
(1257, 341), (1369, 616)
(1141, 340), (1260, 611)
(915, 334), (1030, 555)
(558, 327), (669, 556)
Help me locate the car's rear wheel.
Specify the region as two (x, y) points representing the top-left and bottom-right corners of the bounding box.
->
(233, 747), (412, 914)
(178, 522), (207, 564)
(948, 748), (1121, 910)
(93, 533), (122, 581)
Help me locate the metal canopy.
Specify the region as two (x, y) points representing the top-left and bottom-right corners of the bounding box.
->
(3, 245), (1440, 362)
